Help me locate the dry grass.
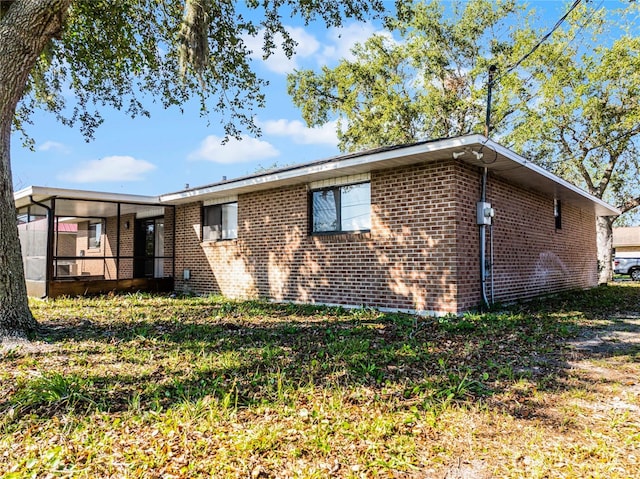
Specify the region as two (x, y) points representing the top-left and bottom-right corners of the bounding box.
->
(1, 285), (639, 478)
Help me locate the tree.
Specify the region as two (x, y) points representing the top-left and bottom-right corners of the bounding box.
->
(288, 0), (640, 285)
(508, 3), (640, 284)
(287, 0), (528, 151)
(0, 0), (386, 339)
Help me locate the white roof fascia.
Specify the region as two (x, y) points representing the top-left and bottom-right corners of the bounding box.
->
(481, 138), (620, 217)
(159, 136), (479, 204)
(159, 134), (619, 217)
(14, 186), (162, 209)
(16, 136), (618, 218)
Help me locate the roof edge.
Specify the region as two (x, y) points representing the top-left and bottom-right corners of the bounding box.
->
(481, 138), (620, 217)
(14, 186), (163, 209)
(159, 135), (485, 204)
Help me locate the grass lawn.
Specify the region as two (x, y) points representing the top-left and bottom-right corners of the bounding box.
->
(1, 285), (639, 478)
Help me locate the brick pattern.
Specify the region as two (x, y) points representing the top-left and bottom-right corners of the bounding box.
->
(487, 171), (596, 305)
(104, 214), (136, 280)
(454, 162), (482, 311)
(54, 233), (76, 257)
(173, 159), (598, 314)
(163, 208), (175, 279)
(75, 221), (105, 277)
(175, 161), (459, 313)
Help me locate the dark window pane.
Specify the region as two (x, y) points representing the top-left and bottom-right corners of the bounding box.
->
(313, 189), (338, 232)
(554, 199), (562, 230)
(203, 203), (237, 240)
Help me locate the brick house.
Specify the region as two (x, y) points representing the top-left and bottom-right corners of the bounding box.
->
(14, 135), (619, 315)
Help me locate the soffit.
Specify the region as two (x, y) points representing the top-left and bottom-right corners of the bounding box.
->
(160, 135), (619, 217)
(14, 186), (165, 217)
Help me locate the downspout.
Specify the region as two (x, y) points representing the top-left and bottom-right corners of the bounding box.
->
(490, 220), (494, 305)
(479, 65), (497, 310)
(479, 169), (490, 309)
(29, 195), (54, 298)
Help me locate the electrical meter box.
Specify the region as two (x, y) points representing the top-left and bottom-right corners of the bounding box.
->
(477, 202), (495, 225)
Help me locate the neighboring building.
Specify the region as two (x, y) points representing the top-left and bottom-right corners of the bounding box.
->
(613, 227), (640, 256)
(14, 135), (619, 315)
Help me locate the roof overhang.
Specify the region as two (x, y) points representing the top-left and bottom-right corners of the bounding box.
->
(160, 134), (620, 217)
(14, 186), (164, 217)
(613, 226), (640, 247)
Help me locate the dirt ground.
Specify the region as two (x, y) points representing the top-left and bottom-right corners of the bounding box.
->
(566, 313), (640, 414)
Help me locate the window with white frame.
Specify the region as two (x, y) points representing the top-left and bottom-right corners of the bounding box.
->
(311, 182), (371, 233)
(203, 202), (238, 241)
(88, 220), (102, 249)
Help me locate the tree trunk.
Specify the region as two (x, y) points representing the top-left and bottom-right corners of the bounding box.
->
(596, 215), (615, 286)
(0, 110), (35, 338)
(0, 0), (71, 339)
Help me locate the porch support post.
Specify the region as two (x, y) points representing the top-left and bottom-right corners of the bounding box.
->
(47, 198), (55, 295)
(29, 195), (54, 298)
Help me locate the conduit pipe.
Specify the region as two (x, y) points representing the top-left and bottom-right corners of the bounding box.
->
(479, 168), (490, 309)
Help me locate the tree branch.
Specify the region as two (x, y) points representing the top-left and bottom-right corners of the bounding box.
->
(596, 153), (618, 198)
(558, 126), (595, 193)
(619, 195), (640, 215)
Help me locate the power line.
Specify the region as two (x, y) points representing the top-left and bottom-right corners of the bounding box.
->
(492, 0), (603, 127)
(486, 0), (593, 137)
(505, 0), (583, 75)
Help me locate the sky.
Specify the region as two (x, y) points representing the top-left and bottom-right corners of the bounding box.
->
(10, 1), (626, 197)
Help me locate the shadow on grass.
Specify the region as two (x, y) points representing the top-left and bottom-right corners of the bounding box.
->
(2, 284), (639, 426)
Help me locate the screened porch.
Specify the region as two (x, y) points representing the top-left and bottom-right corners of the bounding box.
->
(15, 187), (175, 298)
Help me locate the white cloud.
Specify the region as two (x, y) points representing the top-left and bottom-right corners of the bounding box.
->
(260, 119), (338, 146)
(320, 22), (388, 63)
(188, 135), (280, 164)
(39, 141), (70, 154)
(245, 26), (320, 74)
(244, 22), (392, 74)
(60, 155), (156, 183)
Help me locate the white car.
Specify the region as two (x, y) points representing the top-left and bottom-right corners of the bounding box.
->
(614, 256), (640, 281)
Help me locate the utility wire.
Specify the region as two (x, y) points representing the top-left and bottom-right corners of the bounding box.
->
(489, 0), (602, 131)
(504, 0), (583, 75)
(485, 0), (592, 139)
(514, 0), (603, 88)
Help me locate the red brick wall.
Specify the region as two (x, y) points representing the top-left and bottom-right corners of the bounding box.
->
(163, 208), (175, 279)
(76, 221), (105, 277)
(175, 160), (459, 314)
(54, 233), (76, 257)
(455, 162), (597, 310)
(454, 162), (482, 311)
(173, 159), (598, 314)
(103, 214), (136, 280)
(484, 169), (597, 305)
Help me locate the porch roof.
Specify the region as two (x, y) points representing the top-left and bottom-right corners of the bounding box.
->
(14, 186), (164, 217)
(160, 134), (620, 217)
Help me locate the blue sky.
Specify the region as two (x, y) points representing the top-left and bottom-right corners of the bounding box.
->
(11, 1), (622, 197)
